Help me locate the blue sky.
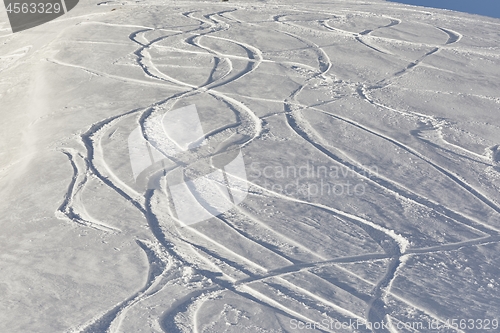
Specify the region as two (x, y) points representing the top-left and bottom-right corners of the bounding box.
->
(388, 0), (500, 19)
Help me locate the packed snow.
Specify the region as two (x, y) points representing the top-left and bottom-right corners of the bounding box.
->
(0, 0), (499, 332)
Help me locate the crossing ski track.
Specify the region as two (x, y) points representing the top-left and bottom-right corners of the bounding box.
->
(64, 3), (500, 332)
(3, 0), (498, 332)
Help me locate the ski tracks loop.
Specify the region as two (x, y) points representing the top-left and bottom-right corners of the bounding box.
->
(58, 4), (496, 333)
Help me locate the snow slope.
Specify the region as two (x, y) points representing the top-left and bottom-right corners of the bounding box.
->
(0, 0), (499, 332)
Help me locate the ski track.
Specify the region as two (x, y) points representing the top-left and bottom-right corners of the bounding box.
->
(234, 91), (500, 236)
(288, 40), (492, 333)
(273, 10), (497, 332)
(306, 106), (500, 235)
(51, 4), (500, 333)
(65, 9), (323, 331)
(71, 240), (171, 333)
(56, 149), (121, 233)
(273, 14), (500, 240)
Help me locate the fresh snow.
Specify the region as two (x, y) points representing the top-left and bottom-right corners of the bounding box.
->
(0, 0), (499, 332)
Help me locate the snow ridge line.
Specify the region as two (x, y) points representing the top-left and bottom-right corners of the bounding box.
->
(274, 13), (418, 330)
(238, 11), (413, 329)
(159, 190), (368, 327)
(233, 88), (498, 229)
(69, 240), (172, 333)
(142, 8), (368, 326)
(213, 9), (486, 330)
(234, 233), (500, 286)
(217, 209), (310, 264)
(56, 149), (121, 233)
(287, 102), (500, 236)
(216, 214), (298, 265)
(161, 289), (225, 333)
(122, 11), (321, 328)
(239, 170), (410, 256)
(355, 90), (500, 231)
(282, 101), (410, 256)
(308, 106), (500, 235)
(46, 57), (180, 89)
(55, 5), (495, 333)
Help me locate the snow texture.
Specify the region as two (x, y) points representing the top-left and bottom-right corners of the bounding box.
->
(0, 0), (499, 332)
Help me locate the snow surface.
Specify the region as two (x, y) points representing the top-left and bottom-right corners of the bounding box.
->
(1, 0), (500, 332)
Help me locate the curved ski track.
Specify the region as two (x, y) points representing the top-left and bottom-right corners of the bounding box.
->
(53, 4), (500, 333)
